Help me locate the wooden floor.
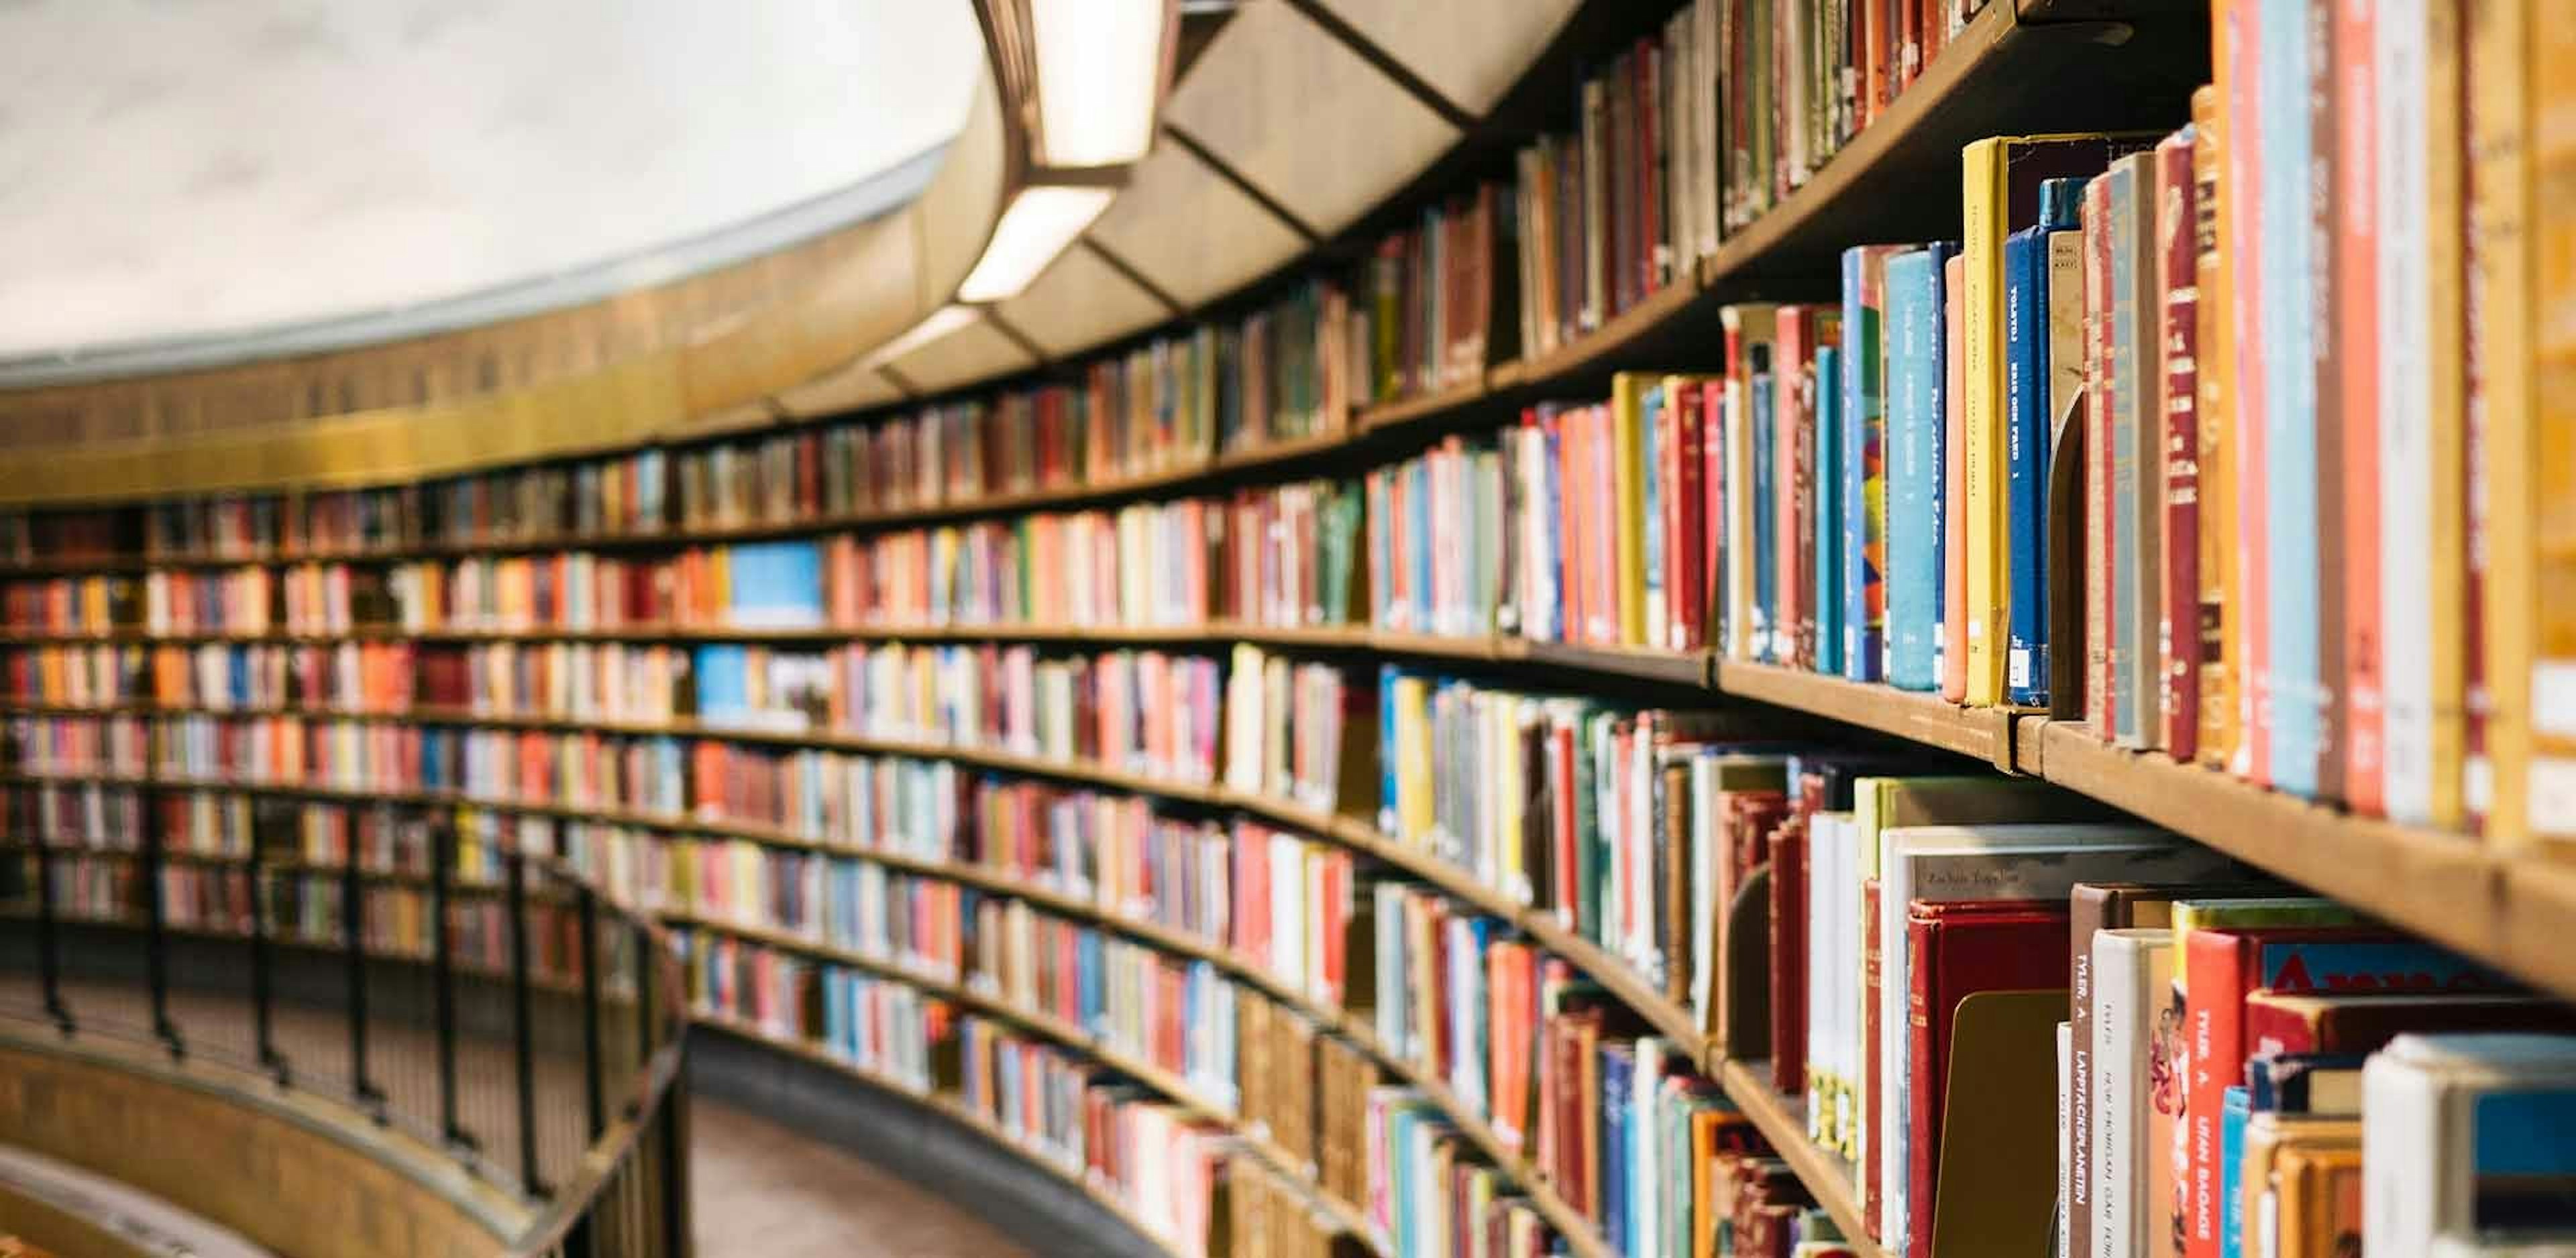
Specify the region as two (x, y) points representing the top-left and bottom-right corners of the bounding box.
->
(690, 1098), (1030, 1258)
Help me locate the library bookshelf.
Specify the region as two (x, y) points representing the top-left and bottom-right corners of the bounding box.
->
(3, 3), (2520, 1257)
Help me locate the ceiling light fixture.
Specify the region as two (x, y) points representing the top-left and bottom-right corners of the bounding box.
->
(1030, 0), (1169, 168)
(957, 184), (1116, 303)
(862, 302), (983, 369)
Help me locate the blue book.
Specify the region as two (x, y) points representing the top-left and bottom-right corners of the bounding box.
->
(1601, 1044), (1634, 1255)
(2259, 0), (2321, 795)
(725, 540), (824, 628)
(821, 970), (847, 1058)
(2220, 1085), (2250, 1258)
(1752, 359), (1778, 663)
(1884, 243), (1955, 690)
(2245, 1052), (2367, 1113)
(2004, 179), (2086, 707)
(1377, 665), (1401, 834)
(694, 644), (751, 721)
(1815, 344), (1844, 677)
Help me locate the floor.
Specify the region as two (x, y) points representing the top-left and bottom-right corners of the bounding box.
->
(690, 1098), (1031, 1258)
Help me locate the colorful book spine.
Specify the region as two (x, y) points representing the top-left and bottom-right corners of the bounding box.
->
(1841, 245), (1901, 684)
(2192, 84), (2237, 769)
(2158, 131), (2202, 759)
(2334, 0), (2382, 814)
(2222, 0), (2271, 785)
(1817, 340), (1845, 678)
(1885, 247), (1951, 693)
(2259, 0), (2322, 798)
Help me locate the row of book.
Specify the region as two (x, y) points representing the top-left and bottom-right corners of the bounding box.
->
(7, 852), (603, 983)
(0, 474), (1369, 643)
(1, 783), (508, 883)
(3, 642), (421, 713)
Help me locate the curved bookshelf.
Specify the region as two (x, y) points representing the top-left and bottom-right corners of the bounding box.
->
(0, 3), (2345, 1253)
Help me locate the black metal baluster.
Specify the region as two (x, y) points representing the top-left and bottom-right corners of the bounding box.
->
(141, 786), (183, 1060)
(508, 850), (546, 1197)
(343, 848), (384, 1121)
(247, 837), (287, 1085)
(433, 819), (472, 1149)
(577, 882), (604, 1142)
(33, 830), (71, 1035)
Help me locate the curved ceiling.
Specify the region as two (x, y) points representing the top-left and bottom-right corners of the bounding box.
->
(0, 0), (983, 371)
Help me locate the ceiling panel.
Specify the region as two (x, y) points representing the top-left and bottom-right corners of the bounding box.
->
(1313, 0), (1579, 115)
(1085, 144), (1307, 310)
(1158, 0), (1460, 235)
(997, 245), (1173, 360)
(774, 359), (904, 419)
(885, 312), (1038, 396)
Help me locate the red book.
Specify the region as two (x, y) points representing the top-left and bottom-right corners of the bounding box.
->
(2157, 129), (2202, 758)
(1703, 380), (1729, 650)
(1766, 811), (1809, 1094)
(2178, 927), (2510, 1258)
(2245, 990), (2576, 1059)
(1672, 382), (1709, 650)
(1903, 899), (2069, 1258)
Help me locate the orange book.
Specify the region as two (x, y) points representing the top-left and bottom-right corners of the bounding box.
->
(1943, 253), (1969, 702)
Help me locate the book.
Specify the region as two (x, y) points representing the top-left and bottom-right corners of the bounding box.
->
(1902, 898), (2069, 1258)
(2004, 178), (2085, 708)
(2364, 1033), (2576, 1255)
(1962, 133), (2153, 709)
(2191, 83), (2239, 770)
(1883, 247), (1953, 691)
(1840, 245), (1907, 685)
(2089, 926), (2171, 1258)
(2157, 127), (2202, 759)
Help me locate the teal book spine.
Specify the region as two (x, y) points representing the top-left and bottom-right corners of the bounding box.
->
(2259, 0), (2322, 794)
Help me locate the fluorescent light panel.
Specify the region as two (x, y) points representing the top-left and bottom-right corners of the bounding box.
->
(957, 184), (1115, 302)
(1031, 0), (1166, 167)
(862, 302), (981, 368)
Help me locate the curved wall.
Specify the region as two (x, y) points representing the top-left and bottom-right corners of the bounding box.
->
(0, 1035), (522, 1258)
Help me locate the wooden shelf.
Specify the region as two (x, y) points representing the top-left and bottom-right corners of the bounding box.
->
(1710, 661), (2025, 769)
(1714, 1060), (1882, 1257)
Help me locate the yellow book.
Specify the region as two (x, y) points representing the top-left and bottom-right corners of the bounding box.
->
(1611, 372), (1649, 646)
(2192, 84), (2240, 768)
(2471, 0), (2540, 842)
(1960, 133), (2155, 707)
(2527, 1), (2576, 843)
(2421, 0), (2471, 829)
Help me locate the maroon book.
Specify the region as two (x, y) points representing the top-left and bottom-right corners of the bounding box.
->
(1767, 811), (1809, 1094)
(1904, 898), (2070, 1258)
(2157, 129), (2202, 758)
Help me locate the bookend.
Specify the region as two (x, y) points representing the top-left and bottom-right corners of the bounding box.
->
(1927, 988), (2067, 1257)
(1715, 867), (1772, 1059)
(2046, 386), (2089, 722)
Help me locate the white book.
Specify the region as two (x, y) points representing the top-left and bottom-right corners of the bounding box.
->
(2373, 0), (2436, 825)
(1875, 823), (2236, 1255)
(2091, 928), (2170, 1258)
(2365, 1033), (2576, 1257)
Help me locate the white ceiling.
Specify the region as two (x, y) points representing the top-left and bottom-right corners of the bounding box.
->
(0, 0), (982, 365)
